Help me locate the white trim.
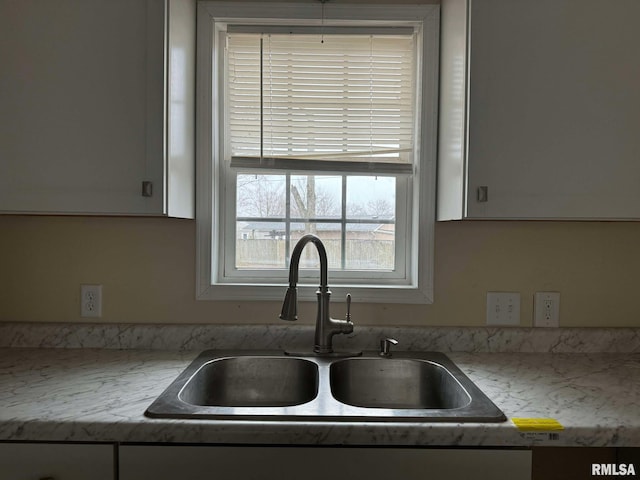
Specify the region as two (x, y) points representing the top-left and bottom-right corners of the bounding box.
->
(198, 2), (439, 24)
(414, 7), (439, 304)
(197, 282), (431, 304)
(196, 2), (438, 304)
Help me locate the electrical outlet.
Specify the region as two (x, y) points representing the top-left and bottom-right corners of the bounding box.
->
(486, 292), (521, 326)
(534, 292), (560, 327)
(81, 284), (102, 318)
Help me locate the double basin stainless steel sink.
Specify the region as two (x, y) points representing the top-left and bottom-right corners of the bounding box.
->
(146, 350), (506, 422)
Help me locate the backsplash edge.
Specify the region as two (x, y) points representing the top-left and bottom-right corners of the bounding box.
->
(1, 322), (639, 353)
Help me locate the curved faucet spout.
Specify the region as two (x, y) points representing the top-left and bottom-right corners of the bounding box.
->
(279, 234), (327, 322)
(286, 234), (328, 288)
(278, 234), (354, 354)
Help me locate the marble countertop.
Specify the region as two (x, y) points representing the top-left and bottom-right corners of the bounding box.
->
(1, 346), (639, 447)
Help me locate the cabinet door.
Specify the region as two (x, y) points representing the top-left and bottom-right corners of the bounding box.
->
(438, 0), (640, 220)
(119, 445), (531, 480)
(0, 0), (157, 214)
(0, 443), (114, 480)
(0, 0), (194, 217)
(466, 0), (640, 219)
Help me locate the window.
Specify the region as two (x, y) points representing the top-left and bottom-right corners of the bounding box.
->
(196, 3), (439, 304)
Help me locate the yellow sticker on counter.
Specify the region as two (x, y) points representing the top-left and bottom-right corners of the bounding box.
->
(511, 418), (564, 432)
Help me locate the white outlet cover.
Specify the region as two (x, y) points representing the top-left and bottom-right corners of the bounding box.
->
(534, 291), (560, 327)
(81, 284), (102, 318)
(486, 292), (521, 326)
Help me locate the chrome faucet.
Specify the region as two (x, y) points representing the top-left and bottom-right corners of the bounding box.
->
(279, 234), (354, 355)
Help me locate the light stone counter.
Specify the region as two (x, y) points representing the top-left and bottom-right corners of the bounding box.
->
(1, 345), (639, 447)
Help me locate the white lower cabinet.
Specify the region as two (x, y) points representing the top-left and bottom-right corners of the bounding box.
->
(119, 445), (531, 480)
(0, 442), (114, 480)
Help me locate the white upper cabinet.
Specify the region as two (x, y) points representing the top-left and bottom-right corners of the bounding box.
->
(0, 0), (195, 217)
(438, 0), (640, 220)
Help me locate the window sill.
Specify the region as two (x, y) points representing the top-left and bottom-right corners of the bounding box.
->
(196, 282), (433, 304)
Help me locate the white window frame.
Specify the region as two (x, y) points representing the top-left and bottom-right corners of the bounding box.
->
(196, 2), (439, 304)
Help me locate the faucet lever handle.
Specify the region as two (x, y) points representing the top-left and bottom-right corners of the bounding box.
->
(345, 293), (352, 322)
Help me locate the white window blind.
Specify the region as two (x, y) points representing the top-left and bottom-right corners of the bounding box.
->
(225, 30), (417, 174)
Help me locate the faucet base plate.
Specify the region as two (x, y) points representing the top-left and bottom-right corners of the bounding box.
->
(284, 350), (363, 358)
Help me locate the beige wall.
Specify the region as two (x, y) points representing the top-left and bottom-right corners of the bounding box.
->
(1, 215), (638, 327)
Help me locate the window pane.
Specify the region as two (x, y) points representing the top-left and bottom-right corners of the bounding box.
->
(345, 223), (395, 271)
(290, 224), (342, 270)
(290, 175), (342, 219)
(346, 176), (395, 220)
(236, 174), (286, 218)
(235, 174), (397, 272)
(236, 221), (286, 269)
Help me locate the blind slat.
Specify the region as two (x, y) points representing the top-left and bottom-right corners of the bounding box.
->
(226, 32), (417, 165)
(230, 156), (414, 175)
